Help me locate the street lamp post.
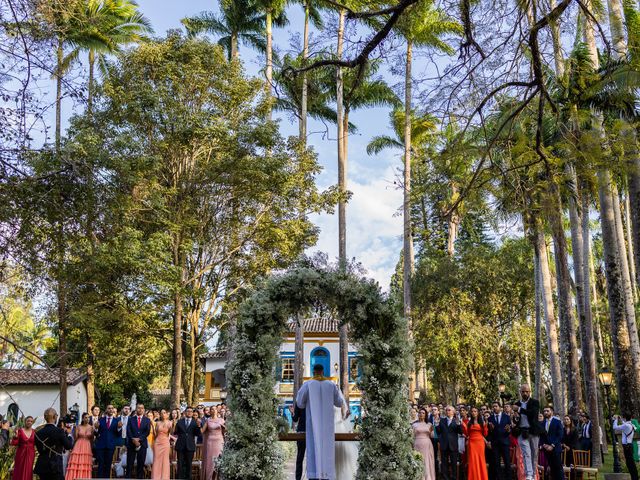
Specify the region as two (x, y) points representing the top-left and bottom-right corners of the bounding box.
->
(599, 367), (622, 473)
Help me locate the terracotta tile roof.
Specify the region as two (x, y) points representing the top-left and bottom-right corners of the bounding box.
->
(200, 350), (227, 360)
(286, 317), (340, 334)
(0, 368), (86, 386)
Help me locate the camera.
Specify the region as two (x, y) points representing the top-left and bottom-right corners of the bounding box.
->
(62, 413), (77, 426)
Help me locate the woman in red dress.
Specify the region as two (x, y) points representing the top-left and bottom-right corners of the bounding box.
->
(463, 407), (489, 480)
(11, 416), (36, 480)
(65, 412), (94, 480)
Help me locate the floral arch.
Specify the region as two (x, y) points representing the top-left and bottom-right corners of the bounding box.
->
(218, 266), (422, 480)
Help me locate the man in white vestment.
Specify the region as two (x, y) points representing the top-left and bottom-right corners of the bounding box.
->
(296, 363), (346, 480)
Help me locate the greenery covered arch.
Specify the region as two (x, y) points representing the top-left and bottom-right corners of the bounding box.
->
(219, 266), (422, 480)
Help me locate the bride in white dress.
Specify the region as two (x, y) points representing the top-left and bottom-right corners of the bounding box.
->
(334, 407), (359, 480)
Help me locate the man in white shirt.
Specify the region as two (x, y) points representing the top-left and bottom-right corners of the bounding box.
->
(613, 413), (638, 480)
(120, 405), (131, 441)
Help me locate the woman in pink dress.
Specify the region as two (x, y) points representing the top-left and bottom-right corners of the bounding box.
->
(151, 409), (172, 479)
(412, 408), (436, 480)
(11, 416), (35, 480)
(201, 408), (225, 480)
(65, 413), (94, 480)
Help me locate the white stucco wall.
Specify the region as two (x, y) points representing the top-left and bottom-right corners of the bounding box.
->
(0, 383), (88, 424)
(279, 337), (357, 377)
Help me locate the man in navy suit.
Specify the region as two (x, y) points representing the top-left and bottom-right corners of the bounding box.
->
(541, 406), (564, 480)
(488, 401), (512, 480)
(126, 403), (151, 479)
(94, 404), (122, 478)
(436, 405), (463, 480)
(175, 406), (202, 480)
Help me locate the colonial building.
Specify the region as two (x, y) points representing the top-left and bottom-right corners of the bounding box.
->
(0, 368), (88, 421)
(201, 318), (362, 415)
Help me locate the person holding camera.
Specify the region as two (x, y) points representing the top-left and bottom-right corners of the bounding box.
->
(613, 413), (638, 480)
(34, 408), (74, 480)
(512, 384), (542, 480)
(0, 417), (9, 449)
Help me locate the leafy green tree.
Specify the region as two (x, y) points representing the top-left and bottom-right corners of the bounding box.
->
(70, 33), (335, 406)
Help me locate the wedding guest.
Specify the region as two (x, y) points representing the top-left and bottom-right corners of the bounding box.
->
(202, 406), (225, 480)
(11, 415), (35, 480)
(147, 410), (156, 447)
(463, 407), (488, 480)
(512, 385), (542, 480)
(204, 406), (211, 419)
(126, 403), (151, 479)
(541, 406), (563, 480)
(410, 405), (419, 423)
(0, 418), (9, 449)
(429, 405), (441, 475)
(436, 406), (462, 480)
(120, 405), (132, 445)
(413, 407), (436, 480)
(151, 409), (172, 480)
(488, 402), (511, 480)
(293, 402), (306, 480)
(561, 415), (579, 467)
(34, 408), (73, 480)
(65, 413), (94, 480)
(95, 404), (122, 478)
(579, 413), (593, 463)
(614, 413), (639, 480)
(89, 405), (101, 426)
(170, 408), (180, 423)
(175, 406), (201, 480)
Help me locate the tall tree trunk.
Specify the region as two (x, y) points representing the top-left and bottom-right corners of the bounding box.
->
(336, 9), (349, 404)
(612, 186), (640, 373)
(548, 183), (582, 414)
(447, 183), (459, 257)
(294, 314), (304, 398)
(170, 247), (184, 407)
(598, 170), (640, 416)
(623, 194), (637, 296)
(265, 8), (273, 121)
(293, 2), (310, 399)
(57, 278), (68, 415)
(403, 39), (414, 323)
(86, 335), (95, 411)
(534, 253), (544, 402)
(56, 38), (63, 151)
(230, 31), (238, 60)
(533, 225), (565, 409)
(568, 177), (602, 465)
(299, 0), (309, 144)
(88, 49), (95, 115)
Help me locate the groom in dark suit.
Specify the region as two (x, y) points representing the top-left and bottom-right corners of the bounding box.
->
(175, 406), (201, 480)
(95, 404), (122, 478)
(488, 401), (512, 480)
(436, 405), (462, 480)
(126, 403), (151, 479)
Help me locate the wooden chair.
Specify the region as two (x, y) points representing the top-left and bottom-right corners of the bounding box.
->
(170, 446), (178, 478)
(561, 450), (571, 480)
(192, 444), (203, 478)
(572, 450), (597, 480)
(110, 446), (125, 479)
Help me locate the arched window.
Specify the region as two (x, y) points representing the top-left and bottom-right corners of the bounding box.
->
(310, 347), (330, 377)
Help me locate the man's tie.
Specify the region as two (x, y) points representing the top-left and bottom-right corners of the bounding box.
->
(137, 416), (141, 429)
(546, 420), (550, 432)
(107, 417), (111, 429)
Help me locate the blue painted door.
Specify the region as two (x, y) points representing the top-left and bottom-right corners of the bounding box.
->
(310, 347), (330, 377)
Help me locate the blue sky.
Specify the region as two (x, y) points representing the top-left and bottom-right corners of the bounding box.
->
(136, 0), (405, 289)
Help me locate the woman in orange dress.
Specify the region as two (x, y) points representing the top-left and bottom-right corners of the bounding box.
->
(201, 408), (225, 480)
(151, 409), (172, 479)
(11, 416), (35, 480)
(462, 407), (489, 480)
(65, 413), (94, 480)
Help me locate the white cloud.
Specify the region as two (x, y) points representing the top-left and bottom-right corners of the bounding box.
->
(307, 164), (404, 291)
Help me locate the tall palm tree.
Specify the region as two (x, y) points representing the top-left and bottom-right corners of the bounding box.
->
(182, 0), (265, 61)
(394, 0), (460, 332)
